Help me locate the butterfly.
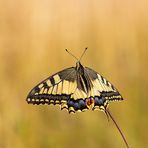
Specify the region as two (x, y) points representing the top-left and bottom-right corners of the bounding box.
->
(26, 48), (123, 113)
(26, 48), (129, 148)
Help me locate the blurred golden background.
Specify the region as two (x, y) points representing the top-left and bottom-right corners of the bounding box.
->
(0, 0), (148, 148)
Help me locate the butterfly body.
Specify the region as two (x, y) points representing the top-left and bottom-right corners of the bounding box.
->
(27, 60), (123, 113)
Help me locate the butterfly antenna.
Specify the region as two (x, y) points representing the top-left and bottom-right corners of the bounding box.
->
(105, 108), (130, 148)
(79, 47), (88, 61)
(65, 49), (79, 61)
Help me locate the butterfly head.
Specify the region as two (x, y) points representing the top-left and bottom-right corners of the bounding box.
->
(75, 61), (84, 71)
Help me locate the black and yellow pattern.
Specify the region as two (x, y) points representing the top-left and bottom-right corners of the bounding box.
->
(26, 62), (123, 113)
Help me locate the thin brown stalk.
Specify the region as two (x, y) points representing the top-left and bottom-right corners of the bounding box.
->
(106, 108), (130, 148)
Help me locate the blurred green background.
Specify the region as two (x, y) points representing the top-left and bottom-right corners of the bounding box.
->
(0, 0), (148, 148)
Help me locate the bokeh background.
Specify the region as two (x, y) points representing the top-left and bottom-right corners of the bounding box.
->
(0, 0), (148, 148)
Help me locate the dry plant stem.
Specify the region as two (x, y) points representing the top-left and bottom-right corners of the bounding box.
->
(106, 109), (130, 148)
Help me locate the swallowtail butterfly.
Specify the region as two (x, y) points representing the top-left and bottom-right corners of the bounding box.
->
(26, 48), (129, 148)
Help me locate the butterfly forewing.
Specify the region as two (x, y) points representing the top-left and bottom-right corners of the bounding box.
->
(26, 67), (77, 105)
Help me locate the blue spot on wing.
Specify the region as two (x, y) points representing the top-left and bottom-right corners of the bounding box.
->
(94, 96), (106, 106)
(67, 99), (87, 111)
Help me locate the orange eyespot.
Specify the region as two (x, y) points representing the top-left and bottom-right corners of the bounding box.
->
(86, 97), (95, 109)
